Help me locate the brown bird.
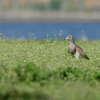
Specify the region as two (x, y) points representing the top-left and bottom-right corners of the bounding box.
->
(64, 35), (89, 59)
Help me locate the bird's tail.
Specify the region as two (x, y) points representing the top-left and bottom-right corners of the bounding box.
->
(83, 53), (90, 60)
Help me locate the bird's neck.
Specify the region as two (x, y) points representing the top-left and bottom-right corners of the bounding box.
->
(70, 40), (75, 45)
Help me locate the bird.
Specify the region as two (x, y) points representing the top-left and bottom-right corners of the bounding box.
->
(64, 35), (89, 59)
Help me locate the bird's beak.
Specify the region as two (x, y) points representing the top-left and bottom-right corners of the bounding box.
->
(64, 37), (69, 40)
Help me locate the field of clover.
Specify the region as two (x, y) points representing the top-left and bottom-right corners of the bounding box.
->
(0, 35), (100, 100)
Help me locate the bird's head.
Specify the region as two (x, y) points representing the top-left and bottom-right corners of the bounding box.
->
(64, 35), (74, 41)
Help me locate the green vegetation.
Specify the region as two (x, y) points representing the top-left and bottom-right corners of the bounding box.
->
(0, 38), (100, 100)
(1, 0), (100, 12)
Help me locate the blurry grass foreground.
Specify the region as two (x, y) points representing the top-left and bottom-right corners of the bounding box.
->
(0, 38), (100, 100)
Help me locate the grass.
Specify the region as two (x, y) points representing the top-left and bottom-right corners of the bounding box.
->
(0, 38), (100, 100)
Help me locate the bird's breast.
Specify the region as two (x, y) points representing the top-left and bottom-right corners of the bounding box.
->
(69, 44), (76, 53)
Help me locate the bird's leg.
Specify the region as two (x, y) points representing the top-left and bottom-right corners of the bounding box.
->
(68, 49), (72, 54)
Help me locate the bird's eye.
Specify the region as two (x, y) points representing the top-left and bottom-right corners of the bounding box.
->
(69, 36), (71, 38)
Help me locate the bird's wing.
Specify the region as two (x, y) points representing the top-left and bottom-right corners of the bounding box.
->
(75, 45), (90, 59)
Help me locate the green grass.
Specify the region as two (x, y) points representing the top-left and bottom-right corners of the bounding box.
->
(0, 38), (100, 100)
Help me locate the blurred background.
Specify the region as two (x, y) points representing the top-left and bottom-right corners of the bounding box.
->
(0, 0), (100, 39)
